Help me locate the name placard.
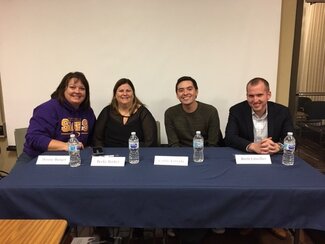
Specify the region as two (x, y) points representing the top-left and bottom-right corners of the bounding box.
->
(36, 155), (70, 165)
(91, 156), (125, 167)
(154, 156), (188, 166)
(235, 154), (272, 164)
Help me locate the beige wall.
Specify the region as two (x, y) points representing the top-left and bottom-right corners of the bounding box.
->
(0, 1), (283, 146)
(276, 0), (297, 105)
(0, 0), (297, 173)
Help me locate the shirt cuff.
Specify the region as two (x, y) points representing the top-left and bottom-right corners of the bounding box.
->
(277, 142), (284, 152)
(246, 143), (252, 152)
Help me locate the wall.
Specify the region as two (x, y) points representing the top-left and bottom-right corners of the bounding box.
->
(0, 0), (281, 146)
(0, 0), (295, 172)
(276, 0), (297, 105)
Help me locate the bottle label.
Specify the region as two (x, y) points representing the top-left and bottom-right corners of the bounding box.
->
(69, 144), (78, 152)
(129, 142), (139, 150)
(284, 143), (295, 151)
(193, 140), (204, 148)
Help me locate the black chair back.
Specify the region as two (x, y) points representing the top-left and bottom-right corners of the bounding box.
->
(304, 101), (325, 120)
(297, 97), (312, 112)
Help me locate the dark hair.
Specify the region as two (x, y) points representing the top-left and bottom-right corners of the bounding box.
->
(51, 72), (91, 109)
(246, 77), (270, 92)
(175, 76), (198, 92)
(110, 78), (143, 114)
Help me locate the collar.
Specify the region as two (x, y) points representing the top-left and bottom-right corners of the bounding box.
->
(251, 105), (268, 120)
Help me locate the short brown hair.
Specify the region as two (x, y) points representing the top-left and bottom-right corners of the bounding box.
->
(246, 77), (270, 92)
(176, 76), (198, 92)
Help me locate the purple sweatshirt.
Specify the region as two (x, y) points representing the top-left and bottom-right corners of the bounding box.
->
(24, 98), (96, 158)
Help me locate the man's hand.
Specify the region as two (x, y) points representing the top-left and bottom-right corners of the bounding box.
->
(248, 137), (281, 154)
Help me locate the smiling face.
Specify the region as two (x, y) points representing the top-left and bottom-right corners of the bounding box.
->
(246, 80), (271, 117)
(64, 78), (86, 109)
(115, 83), (134, 107)
(176, 80), (198, 106)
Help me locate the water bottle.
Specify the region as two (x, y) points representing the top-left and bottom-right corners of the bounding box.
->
(129, 132), (139, 164)
(282, 132), (296, 166)
(68, 134), (81, 167)
(193, 131), (204, 163)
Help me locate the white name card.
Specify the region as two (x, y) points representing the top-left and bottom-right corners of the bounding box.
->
(235, 154), (272, 164)
(154, 156), (188, 166)
(36, 155), (70, 165)
(91, 156), (125, 167)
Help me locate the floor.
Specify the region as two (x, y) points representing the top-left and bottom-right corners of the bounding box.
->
(66, 227), (318, 244)
(124, 228), (306, 244)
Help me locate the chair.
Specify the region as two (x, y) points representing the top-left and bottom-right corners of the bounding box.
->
(300, 101), (325, 144)
(156, 121), (161, 146)
(297, 97), (312, 112)
(218, 129), (225, 147)
(304, 101), (325, 120)
(14, 127), (28, 156)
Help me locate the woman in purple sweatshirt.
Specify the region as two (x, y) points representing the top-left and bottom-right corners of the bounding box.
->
(17, 72), (96, 164)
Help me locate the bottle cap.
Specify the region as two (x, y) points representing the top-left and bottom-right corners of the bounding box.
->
(196, 131), (201, 134)
(131, 132), (136, 135)
(287, 132), (293, 136)
(70, 134), (75, 138)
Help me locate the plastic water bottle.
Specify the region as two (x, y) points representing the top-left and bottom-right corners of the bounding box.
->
(68, 134), (81, 167)
(129, 132), (139, 164)
(282, 132), (296, 166)
(193, 131), (204, 163)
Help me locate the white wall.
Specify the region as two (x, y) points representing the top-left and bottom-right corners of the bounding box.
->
(0, 0), (282, 145)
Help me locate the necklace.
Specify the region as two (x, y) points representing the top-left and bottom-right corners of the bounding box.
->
(118, 108), (130, 118)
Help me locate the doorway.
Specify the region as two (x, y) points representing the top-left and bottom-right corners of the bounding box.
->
(290, 1), (325, 170)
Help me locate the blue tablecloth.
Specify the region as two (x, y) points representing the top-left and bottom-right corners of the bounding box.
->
(1, 147), (325, 230)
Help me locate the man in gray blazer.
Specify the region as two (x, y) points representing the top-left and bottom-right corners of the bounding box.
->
(225, 77), (294, 155)
(224, 77), (294, 239)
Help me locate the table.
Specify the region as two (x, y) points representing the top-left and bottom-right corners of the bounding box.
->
(0, 219), (67, 244)
(1, 147), (325, 231)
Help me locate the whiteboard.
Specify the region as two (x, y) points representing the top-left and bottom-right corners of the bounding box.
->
(0, 0), (282, 145)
